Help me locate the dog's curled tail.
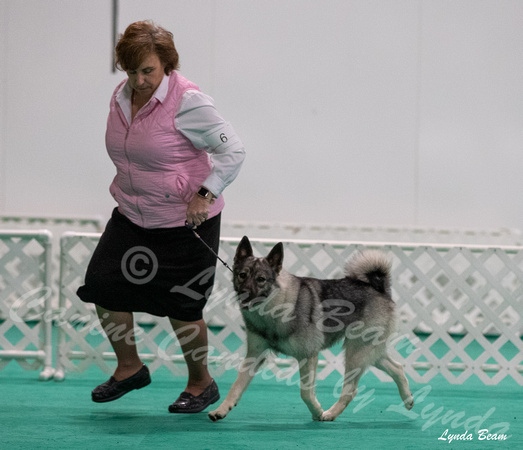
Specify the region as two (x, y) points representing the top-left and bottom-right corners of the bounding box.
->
(345, 250), (392, 297)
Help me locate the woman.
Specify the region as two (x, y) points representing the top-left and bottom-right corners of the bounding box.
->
(77, 20), (245, 413)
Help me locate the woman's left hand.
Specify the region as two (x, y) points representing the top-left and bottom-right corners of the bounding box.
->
(186, 194), (215, 227)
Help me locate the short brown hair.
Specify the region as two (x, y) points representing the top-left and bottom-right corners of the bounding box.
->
(115, 21), (180, 74)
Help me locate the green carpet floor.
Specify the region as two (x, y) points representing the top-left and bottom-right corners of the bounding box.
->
(1, 355), (520, 449)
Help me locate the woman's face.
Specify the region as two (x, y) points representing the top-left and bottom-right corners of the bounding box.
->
(127, 53), (166, 98)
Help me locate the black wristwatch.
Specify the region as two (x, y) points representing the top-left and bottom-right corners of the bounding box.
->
(197, 186), (213, 200)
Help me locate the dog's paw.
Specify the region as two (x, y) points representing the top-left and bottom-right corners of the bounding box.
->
(209, 405), (232, 422)
(208, 409), (226, 422)
(319, 411), (337, 422)
(404, 395), (414, 411)
(311, 410), (325, 421)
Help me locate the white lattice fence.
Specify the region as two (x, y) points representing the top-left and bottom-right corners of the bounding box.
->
(57, 233), (522, 385)
(0, 215), (104, 315)
(0, 215), (104, 231)
(0, 231), (54, 379)
(221, 221), (523, 245)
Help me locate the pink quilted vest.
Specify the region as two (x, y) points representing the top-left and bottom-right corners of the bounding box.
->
(106, 72), (225, 229)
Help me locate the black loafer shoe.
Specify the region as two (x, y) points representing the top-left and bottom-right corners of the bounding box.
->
(92, 365), (151, 403)
(168, 379), (220, 413)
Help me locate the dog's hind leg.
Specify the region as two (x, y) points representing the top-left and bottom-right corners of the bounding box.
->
(209, 332), (268, 422)
(320, 346), (369, 422)
(298, 355), (323, 421)
(374, 353), (413, 410)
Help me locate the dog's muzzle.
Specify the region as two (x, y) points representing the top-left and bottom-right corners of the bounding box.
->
(237, 291), (264, 310)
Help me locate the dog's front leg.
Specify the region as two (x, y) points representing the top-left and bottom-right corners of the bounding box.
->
(299, 355), (323, 421)
(209, 332), (268, 422)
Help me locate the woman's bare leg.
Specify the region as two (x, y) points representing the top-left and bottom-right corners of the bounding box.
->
(169, 317), (213, 396)
(96, 305), (143, 380)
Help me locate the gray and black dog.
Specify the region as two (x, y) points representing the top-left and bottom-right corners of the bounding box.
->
(209, 236), (413, 422)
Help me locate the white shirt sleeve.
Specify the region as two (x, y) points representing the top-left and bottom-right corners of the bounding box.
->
(175, 90), (246, 196)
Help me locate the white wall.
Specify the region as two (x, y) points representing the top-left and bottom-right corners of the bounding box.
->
(1, 0), (522, 230)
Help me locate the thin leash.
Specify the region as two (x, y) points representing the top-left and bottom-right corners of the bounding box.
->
(185, 221), (233, 273)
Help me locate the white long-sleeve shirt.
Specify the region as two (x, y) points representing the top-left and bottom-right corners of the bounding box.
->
(175, 89), (245, 197)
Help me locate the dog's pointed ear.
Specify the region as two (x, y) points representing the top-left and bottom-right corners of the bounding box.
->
(266, 242), (284, 274)
(235, 236), (253, 263)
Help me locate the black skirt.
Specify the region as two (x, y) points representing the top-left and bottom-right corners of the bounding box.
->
(76, 208), (220, 321)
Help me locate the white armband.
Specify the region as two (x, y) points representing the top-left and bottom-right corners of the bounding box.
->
(202, 122), (242, 154)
